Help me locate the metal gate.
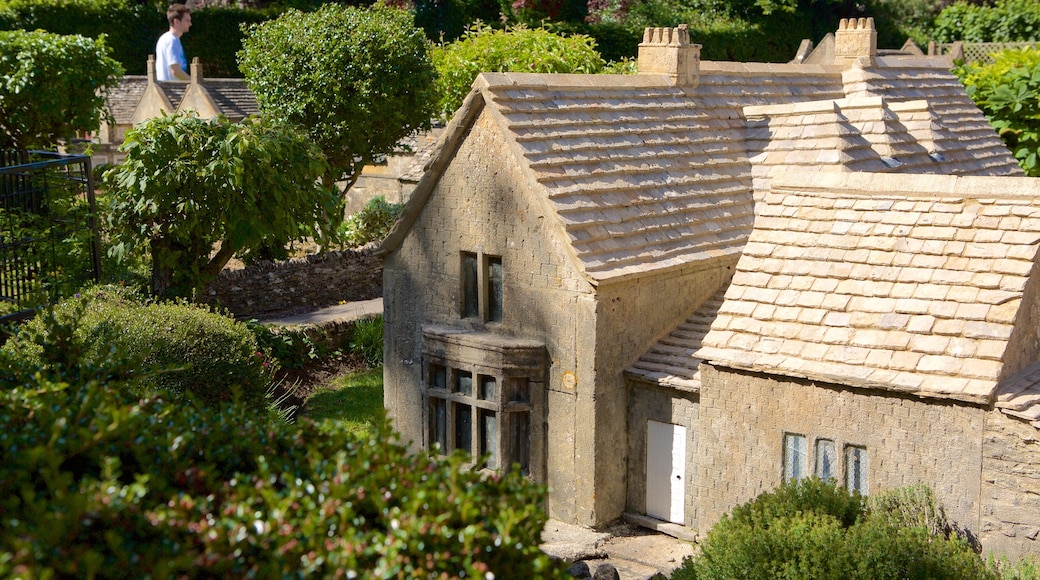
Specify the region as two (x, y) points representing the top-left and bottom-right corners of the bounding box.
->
(0, 150), (100, 322)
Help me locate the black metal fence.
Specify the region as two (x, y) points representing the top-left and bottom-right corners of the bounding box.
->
(0, 150), (100, 322)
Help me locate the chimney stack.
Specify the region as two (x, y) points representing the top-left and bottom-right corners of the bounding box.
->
(834, 17), (877, 67)
(638, 25), (701, 87)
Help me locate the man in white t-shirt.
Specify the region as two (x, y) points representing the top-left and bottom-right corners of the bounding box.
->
(156, 4), (192, 81)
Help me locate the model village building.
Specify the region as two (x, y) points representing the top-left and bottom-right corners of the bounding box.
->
(377, 18), (1040, 558)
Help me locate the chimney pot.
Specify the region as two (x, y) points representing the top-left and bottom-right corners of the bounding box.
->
(638, 24), (701, 87)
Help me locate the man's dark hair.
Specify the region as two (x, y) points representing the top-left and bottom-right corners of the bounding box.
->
(166, 3), (191, 26)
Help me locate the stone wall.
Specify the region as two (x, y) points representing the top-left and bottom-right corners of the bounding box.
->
(980, 411), (1040, 558)
(382, 108), (598, 525)
(697, 365), (987, 536)
(202, 248), (382, 319)
(626, 380), (699, 529)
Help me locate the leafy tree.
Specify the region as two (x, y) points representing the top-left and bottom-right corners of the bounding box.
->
(932, 0), (1040, 43)
(104, 112), (341, 298)
(955, 47), (1040, 176)
(0, 30), (123, 149)
(433, 24), (606, 117)
(238, 5), (438, 192)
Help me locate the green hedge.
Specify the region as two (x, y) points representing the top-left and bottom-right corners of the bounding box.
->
(932, 0), (1040, 43)
(0, 287), (271, 407)
(0, 296), (562, 578)
(0, 0), (273, 76)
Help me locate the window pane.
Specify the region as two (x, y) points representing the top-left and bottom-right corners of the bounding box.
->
(454, 403), (472, 454)
(488, 256), (503, 322)
(509, 380), (530, 403)
(430, 364), (446, 390)
(462, 252), (478, 318)
(783, 433), (807, 482)
(513, 412), (530, 476)
(481, 410), (498, 469)
(846, 446), (868, 495)
(454, 370), (472, 396)
(430, 397), (447, 452)
(816, 439), (836, 481)
(479, 375), (497, 401)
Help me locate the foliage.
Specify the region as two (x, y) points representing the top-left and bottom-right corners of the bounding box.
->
(414, 0), (501, 42)
(0, 0), (273, 77)
(248, 321), (335, 370)
(0, 300), (561, 578)
(433, 24), (606, 117)
(350, 314), (384, 367)
(104, 111), (340, 298)
(955, 47), (1040, 176)
(932, 0), (1040, 43)
(672, 478), (992, 580)
(303, 366), (385, 437)
(987, 555), (1040, 580)
(339, 195), (404, 248)
(0, 286), (272, 407)
(0, 30), (122, 149)
(238, 5), (438, 191)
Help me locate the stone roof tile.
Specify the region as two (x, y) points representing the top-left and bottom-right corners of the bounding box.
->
(699, 172), (1040, 404)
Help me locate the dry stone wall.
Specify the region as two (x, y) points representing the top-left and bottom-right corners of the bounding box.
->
(202, 248), (382, 319)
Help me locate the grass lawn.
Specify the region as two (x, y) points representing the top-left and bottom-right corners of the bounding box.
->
(301, 365), (384, 437)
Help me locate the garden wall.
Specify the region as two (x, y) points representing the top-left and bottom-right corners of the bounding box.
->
(202, 247), (382, 319)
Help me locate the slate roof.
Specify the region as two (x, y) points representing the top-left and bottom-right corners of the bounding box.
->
(106, 76), (149, 124)
(202, 80), (260, 119)
(390, 56), (1019, 285)
(624, 287), (726, 391)
(696, 172), (1040, 405)
(995, 362), (1040, 428)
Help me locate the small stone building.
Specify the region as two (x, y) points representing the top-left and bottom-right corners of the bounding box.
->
(378, 18), (1039, 558)
(94, 56), (258, 165)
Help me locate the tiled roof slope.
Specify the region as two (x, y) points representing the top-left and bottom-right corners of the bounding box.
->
(478, 67), (848, 283)
(107, 76), (149, 124)
(156, 81), (189, 109)
(995, 362), (1040, 428)
(203, 80), (260, 118)
(843, 59), (1021, 175)
(697, 172), (1040, 404)
(625, 287), (727, 391)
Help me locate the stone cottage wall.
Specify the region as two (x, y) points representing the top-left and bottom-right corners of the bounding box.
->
(697, 364), (986, 536)
(382, 108), (599, 525)
(202, 248), (382, 319)
(980, 411), (1040, 558)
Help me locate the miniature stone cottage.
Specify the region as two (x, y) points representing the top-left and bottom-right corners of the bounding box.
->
(379, 18), (1039, 558)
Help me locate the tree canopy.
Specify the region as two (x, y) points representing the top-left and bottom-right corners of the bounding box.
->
(238, 5), (439, 191)
(0, 29), (123, 150)
(104, 112), (341, 298)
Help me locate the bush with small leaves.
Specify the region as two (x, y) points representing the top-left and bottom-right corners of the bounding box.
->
(672, 478), (992, 580)
(339, 195), (404, 248)
(0, 287), (271, 408)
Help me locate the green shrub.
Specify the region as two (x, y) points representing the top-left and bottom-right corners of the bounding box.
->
(433, 24), (606, 117)
(673, 478), (992, 580)
(954, 47), (1040, 176)
(339, 195), (404, 248)
(0, 287), (271, 407)
(932, 0), (1040, 43)
(248, 321), (334, 370)
(350, 314), (384, 366)
(0, 302), (561, 578)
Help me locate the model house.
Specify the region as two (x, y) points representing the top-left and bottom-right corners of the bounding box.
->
(378, 18), (1039, 558)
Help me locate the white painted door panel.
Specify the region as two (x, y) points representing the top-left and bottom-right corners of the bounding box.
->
(646, 420), (685, 524)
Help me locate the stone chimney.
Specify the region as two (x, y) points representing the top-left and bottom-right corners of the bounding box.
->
(834, 17), (877, 67)
(638, 25), (701, 87)
(190, 57), (202, 83)
(147, 54), (157, 82)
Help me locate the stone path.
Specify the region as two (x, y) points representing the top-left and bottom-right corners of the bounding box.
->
(259, 297), (383, 326)
(540, 520), (695, 579)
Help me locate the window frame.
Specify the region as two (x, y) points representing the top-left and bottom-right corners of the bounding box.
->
(460, 250), (503, 323)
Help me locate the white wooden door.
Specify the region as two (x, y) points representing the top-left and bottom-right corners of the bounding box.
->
(646, 420), (686, 524)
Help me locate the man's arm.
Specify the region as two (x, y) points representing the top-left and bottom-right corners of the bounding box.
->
(170, 64), (189, 81)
